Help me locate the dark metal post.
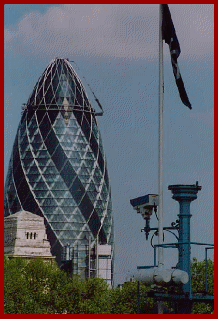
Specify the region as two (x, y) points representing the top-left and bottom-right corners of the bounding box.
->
(61, 244), (72, 275)
(205, 247), (208, 293)
(137, 281), (141, 314)
(205, 247), (214, 293)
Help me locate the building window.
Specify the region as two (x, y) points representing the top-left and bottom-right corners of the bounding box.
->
(26, 232), (37, 239)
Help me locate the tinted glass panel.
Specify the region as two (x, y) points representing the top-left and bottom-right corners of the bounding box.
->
(98, 151), (104, 173)
(81, 118), (91, 141)
(45, 130), (59, 152)
(36, 110), (46, 125)
(99, 227), (107, 244)
(78, 193), (93, 221)
(45, 85), (55, 106)
(75, 78), (83, 106)
(51, 145), (67, 171)
(104, 168), (109, 189)
(89, 134), (98, 158)
(73, 110), (83, 125)
(60, 161), (76, 188)
(88, 212), (101, 237)
(11, 197), (21, 214)
(39, 114), (51, 137)
(48, 109), (59, 125)
(69, 177), (84, 203)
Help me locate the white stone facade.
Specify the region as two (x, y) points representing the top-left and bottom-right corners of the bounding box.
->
(97, 244), (112, 285)
(4, 211), (54, 260)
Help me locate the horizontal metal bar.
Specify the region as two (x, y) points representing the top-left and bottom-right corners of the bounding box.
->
(137, 266), (156, 269)
(23, 104), (98, 114)
(154, 243), (178, 248)
(141, 292), (214, 303)
(154, 242), (214, 248)
(189, 242), (214, 247)
(142, 226), (178, 232)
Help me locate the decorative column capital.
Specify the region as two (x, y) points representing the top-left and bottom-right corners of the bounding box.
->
(168, 182), (201, 203)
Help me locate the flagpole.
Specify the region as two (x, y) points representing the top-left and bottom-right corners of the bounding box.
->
(157, 4), (164, 314)
(158, 4), (164, 268)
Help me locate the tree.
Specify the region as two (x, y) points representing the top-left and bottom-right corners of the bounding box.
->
(77, 277), (111, 314)
(4, 256), (45, 313)
(4, 257), (111, 314)
(4, 256), (65, 313)
(4, 256), (214, 314)
(191, 257), (214, 314)
(110, 280), (154, 314)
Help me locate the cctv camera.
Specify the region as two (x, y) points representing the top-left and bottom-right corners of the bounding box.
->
(130, 194), (159, 209)
(130, 194), (159, 219)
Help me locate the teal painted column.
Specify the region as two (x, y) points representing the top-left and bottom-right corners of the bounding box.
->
(168, 183), (201, 296)
(177, 199), (192, 294)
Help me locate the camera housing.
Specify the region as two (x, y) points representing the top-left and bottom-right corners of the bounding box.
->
(130, 194), (159, 219)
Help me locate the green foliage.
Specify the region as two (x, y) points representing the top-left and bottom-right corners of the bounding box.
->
(110, 281), (154, 314)
(4, 256), (34, 314)
(4, 257), (111, 314)
(4, 256), (214, 314)
(191, 257), (214, 295)
(4, 256), (66, 314)
(191, 257), (214, 314)
(78, 277), (111, 314)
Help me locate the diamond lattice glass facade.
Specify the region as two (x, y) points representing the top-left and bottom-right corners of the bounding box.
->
(4, 58), (114, 280)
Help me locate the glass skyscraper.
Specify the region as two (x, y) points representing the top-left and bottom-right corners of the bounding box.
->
(4, 58), (114, 282)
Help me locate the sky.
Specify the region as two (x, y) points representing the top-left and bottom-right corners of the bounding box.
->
(4, 4), (214, 286)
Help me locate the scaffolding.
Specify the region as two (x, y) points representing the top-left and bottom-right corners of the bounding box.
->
(61, 238), (112, 285)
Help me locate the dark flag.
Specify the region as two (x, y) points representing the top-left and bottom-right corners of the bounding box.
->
(161, 4), (192, 109)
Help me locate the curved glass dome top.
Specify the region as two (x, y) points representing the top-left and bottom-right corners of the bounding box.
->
(27, 58), (95, 114)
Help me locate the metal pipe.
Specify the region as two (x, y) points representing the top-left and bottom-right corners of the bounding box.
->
(168, 183), (202, 298)
(205, 247), (214, 293)
(137, 281), (141, 314)
(158, 3), (164, 270)
(205, 248), (208, 293)
(158, 6), (164, 313)
(88, 236), (91, 278)
(96, 235), (99, 277)
(177, 201), (192, 295)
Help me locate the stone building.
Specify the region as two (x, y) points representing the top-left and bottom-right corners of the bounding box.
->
(4, 210), (54, 260)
